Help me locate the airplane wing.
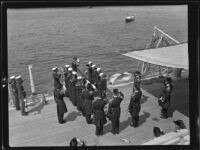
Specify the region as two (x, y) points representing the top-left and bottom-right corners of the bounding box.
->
(123, 43), (188, 70)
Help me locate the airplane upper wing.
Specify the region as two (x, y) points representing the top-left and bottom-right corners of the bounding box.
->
(123, 43), (188, 70)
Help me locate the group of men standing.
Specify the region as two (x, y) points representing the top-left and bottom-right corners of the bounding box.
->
(9, 75), (28, 116)
(52, 56), (173, 137)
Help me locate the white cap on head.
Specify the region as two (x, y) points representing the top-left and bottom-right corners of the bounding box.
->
(10, 76), (15, 80)
(15, 75), (22, 80)
(92, 64), (96, 68)
(100, 73), (104, 77)
(88, 61), (92, 65)
(68, 67), (72, 71)
(72, 71), (77, 75)
(77, 76), (82, 80)
(97, 68), (101, 72)
(65, 65), (70, 68)
(52, 67), (57, 71)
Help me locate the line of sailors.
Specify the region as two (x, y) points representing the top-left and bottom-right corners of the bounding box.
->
(8, 75), (28, 116)
(52, 57), (173, 136)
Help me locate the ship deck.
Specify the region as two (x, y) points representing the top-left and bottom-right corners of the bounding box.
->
(9, 78), (189, 146)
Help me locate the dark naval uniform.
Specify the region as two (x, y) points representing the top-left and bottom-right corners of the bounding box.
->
(92, 96), (107, 136)
(83, 89), (94, 124)
(54, 86), (68, 124)
(67, 73), (73, 100)
(107, 92), (124, 134)
(16, 80), (27, 116)
(158, 83), (173, 119)
(128, 90), (142, 127)
(76, 81), (84, 112)
(71, 76), (77, 106)
(87, 67), (93, 83)
(101, 77), (107, 97)
(93, 69), (98, 84)
(53, 72), (61, 89)
(10, 80), (20, 110)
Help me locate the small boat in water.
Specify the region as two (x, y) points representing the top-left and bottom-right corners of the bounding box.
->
(125, 16), (135, 23)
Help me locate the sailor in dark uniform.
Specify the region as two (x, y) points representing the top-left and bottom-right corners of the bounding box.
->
(100, 73), (107, 98)
(64, 65), (70, 89)
(71, 56), (80, 72)
(9, 76), (20, 110)
(91, 64), (97, 84)
(128, 84), (142, 127)
(76, 76), (85, 112)
(85, 61), (93, 83)
(54, 83), (68, 124)
(83, 83), (94, 124)
(158, 77), (173, 119)
(52, 67), (61, 89)
(133, 71), (141, 92)
(71, 71), (78, 106)
(93, 66), (99, 84)
(67, 67), (73, 100)
(15, 76), (28, 116)
(107, 89), (124, 134)
(92, 94), (108, 136)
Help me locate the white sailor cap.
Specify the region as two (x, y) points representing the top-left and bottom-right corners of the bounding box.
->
(92, 84), (97, 90)
(77, 76), (82, 80)
(92, 64), (96, 68)
(88, 61), (92, 65)
(10, 76), (15, 80)
(97, 68), (101, 72)
(52, 67), (57, 71)
(72, 71), (77, 75)
(100, 73), (104, 77)
(15, 75), (22, 80)
(65, 65), (70, 68)
(68, 67), (72, 71)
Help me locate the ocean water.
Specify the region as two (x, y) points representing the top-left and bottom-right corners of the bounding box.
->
(7, 6), (188, 95)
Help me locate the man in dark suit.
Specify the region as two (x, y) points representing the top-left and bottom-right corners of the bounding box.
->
(76, 76), (85, 112)
(15, 76), (28, 116)
(83, 83), (94, 124)
(54, 83), (68, 124)
(52, 67), (61, 89)
(71, 71), (78, 106)
(128, 84), (142, 127)
(9, 76), (20, 110)
(85, 61), (93, 83)
(133, 71), (141, 92)
(64, 65), (70, 89)
(158, 77), (173, 119)
(92, 94), (108, 136)
(107, 89), (124, 134)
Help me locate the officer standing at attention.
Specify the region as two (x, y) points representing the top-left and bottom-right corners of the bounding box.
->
(107, 89), (124, 134)
(71, 56), (80, 72)
(158, 77), (173, 119)
(76, 76), (84, 112)
(54, 83), (68, 124)
(92, 93), (108, 136)
(64, 65), (70, 90)
(15, 76), (28, 116)
(100, 73), (107, 97)
(133, 71), (141, 92)
(128, 84), (142, 127)
(85, 61), (93, 83)
(67, 67), (73, 100)
(71, 71), (78, 106)
(52, 67), (61, 89)
(83, 83), (94, 124)
(9, 76), (20, 110)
